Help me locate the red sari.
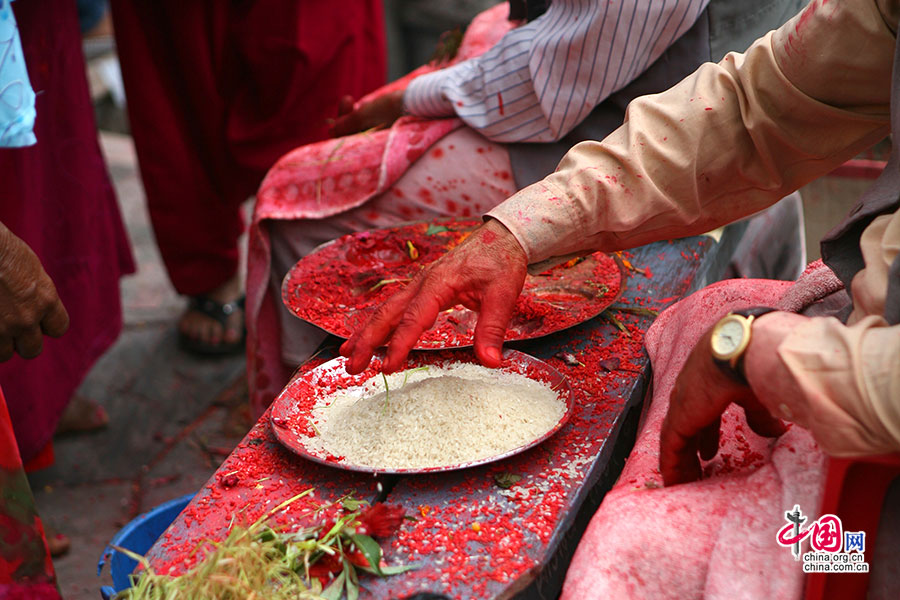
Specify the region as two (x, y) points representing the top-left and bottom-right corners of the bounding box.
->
(0, 0), (135, 463)
(109, 0), (387, 295)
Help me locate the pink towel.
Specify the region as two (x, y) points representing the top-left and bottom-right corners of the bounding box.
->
(253, 3), (513, 222)
(776, 259), (844, 314)
(562, 268), (844, 599)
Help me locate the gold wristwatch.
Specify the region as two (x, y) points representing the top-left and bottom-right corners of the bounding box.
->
(710, 307), (776, 381)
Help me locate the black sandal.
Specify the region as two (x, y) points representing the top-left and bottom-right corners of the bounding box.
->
(177, 295), (246, 357)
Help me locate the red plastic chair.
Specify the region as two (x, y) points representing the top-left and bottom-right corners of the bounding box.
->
(828, 159), (888, 180)
(804, 454), (900, 600)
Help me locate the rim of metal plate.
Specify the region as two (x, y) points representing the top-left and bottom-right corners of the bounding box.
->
(281, 219), (626, 349)
(269, 348), (575, 474)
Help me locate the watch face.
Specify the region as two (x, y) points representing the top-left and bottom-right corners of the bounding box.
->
(712, 318), (745, 357)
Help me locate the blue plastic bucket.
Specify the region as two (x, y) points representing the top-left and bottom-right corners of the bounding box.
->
(97, 493), (193, 600)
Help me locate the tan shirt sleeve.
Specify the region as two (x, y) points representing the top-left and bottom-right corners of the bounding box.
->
(487, 0), (894, 265)
(738, 1), (900, 458)
(746, 307), (900, 456)
(481, 0), (900, 455)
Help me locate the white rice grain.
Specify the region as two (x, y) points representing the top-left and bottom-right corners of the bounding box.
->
(308, 362), (565, 469)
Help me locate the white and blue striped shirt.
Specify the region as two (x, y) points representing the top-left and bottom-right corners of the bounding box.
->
(404, 0), (710, 143)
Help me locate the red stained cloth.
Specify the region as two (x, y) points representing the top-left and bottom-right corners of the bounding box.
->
(561, 271), (841, 599)
(110, 0), (387, 295)
(0, 387), (62, 599)
(21, 443), (53, 475)
(0, 0), (135, 463)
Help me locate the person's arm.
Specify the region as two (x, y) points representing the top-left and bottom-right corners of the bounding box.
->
(403, 0), (710, 143)
(661, 206), (900, 485)
(342, 0), (897, 374)
(489, 0), (895, 267)
(660, 309), (900, 486)
(743, 209), (900, 456)
(745, 312), (900, 456)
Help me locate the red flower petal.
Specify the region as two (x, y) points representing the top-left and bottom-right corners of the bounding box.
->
(357, 504), (405, 538)
(307, 553), (342, 577)
(346, 549), (370, 568)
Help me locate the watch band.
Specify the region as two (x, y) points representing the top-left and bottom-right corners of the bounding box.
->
(732, 307), (778, 320)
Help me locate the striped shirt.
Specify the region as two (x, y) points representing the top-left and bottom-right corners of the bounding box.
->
(403, 0), (710, 143)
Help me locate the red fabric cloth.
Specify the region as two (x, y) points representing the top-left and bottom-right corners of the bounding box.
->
(21, 443), (53, 475)
(0, 0), (135, 463)
(561, 267), (845, 599)
(0, 387), (62, 599)
(110, 0), (387, 295)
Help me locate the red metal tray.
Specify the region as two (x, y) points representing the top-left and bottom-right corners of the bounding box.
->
(282, 219), (625, 349)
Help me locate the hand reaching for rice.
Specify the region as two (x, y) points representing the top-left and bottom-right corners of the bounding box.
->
(341, 219), (528, 374)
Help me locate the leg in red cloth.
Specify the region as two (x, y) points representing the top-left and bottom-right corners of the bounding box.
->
(110, 0), (386, 353)
(0, 0), (134, 464)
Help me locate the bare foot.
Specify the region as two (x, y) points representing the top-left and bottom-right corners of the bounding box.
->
(44, 524), (71, 558)
(178, 274), (244, 353)
(55, 395), (109, 435)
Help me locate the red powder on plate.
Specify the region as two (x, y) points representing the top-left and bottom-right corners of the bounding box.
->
(282, 220), (625, 348)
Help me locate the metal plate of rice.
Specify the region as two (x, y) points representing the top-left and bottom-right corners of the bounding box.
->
(269, 349), (574, 474)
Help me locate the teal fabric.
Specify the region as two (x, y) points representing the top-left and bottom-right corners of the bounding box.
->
(0, 0), (36, 147)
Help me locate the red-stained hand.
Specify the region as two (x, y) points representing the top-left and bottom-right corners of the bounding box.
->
(340, 219), (528, 374)
(0, 223), (69, 361)
(331, 90), (406, 138)
(659, 326), (786, 486)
